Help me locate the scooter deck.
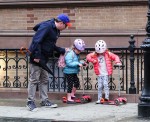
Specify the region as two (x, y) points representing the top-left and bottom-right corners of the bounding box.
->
(102, 101), (115, 105)
(100, 97), (127, 106)
(62, 96), (82, 103)
(62, 96), (92, 104)
(100, 99), (115, 105)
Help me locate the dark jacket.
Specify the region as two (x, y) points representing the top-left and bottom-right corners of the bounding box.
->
(29, 18), (65, 64)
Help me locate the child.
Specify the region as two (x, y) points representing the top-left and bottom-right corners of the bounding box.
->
(63, 39), (86, 104)
(86, 40), (121, 104)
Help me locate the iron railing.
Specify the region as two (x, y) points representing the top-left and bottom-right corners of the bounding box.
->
(0, 47), (144, 94)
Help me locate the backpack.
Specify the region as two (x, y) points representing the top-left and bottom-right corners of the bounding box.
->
(57, 49), (74, 68)
(58, 54), (66, 68)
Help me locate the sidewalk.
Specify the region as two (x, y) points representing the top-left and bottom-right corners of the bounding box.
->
(0, 99), (149, 122)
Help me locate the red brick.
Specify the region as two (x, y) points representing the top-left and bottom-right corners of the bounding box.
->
(27, 14), (34, 17)
(63, 10), (70, 13)
(27, 20), (34, 23)
(27, 27), (33, 30)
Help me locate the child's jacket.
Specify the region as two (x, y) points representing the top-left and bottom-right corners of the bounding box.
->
(63, 50), (81, 74)
(86, 51), (121, 75)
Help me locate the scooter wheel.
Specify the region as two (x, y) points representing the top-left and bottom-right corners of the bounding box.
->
(85, 99), (89, 103)
(83, 98), (89, 103)
(124, 97), (127, 102)
(114, 99), (120, 106)
(80, 98), (85, 103)
(88, 98), (92, 102)
(123, 98), (127, 104)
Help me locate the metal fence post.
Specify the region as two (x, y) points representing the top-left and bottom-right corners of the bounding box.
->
(128, 35), (136, 94)
(138, 0), (150, 117)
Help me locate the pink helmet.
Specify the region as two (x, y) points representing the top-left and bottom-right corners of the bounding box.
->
(74, 39), (85, 51)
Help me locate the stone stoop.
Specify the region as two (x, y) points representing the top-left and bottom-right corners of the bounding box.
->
(0, 90), (140, 103)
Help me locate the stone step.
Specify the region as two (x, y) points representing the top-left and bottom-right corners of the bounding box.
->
(0, 90), (140, 103)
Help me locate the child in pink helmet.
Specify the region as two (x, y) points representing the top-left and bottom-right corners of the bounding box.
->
(63, 39), (86, 104)
(86, 40), (122, 104)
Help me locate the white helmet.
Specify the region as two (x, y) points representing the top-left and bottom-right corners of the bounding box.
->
(95, 40), (107, 53)
(74, 39), (85, 51)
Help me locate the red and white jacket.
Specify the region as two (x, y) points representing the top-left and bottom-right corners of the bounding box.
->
(86, 50), (121, 76)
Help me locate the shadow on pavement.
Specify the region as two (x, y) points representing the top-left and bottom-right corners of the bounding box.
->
(0, 99), (75, 107)
(0, 117), (88, 122)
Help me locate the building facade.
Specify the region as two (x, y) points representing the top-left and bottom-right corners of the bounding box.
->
(0, 0), (146, 93)
(0, 0), (148, 49)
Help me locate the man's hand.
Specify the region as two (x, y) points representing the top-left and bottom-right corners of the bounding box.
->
(34, 59), (40, 63)
(65, 48), (70, 52)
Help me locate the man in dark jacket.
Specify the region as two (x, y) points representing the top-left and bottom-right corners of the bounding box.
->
(26, 13), (71, 111)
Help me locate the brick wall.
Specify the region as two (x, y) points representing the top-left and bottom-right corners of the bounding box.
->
(0, 6), (147, 30)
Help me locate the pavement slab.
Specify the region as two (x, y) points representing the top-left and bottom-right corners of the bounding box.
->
(0, 102), (139, 122)
(0, 99), (149, 122)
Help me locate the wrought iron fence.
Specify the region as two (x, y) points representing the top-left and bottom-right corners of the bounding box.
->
(0, 47), (144, 94)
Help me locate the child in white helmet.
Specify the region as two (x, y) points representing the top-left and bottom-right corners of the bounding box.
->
(63, 39), (86, 104)
(86, 40), (121, 104)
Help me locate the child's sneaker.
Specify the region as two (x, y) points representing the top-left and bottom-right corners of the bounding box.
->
(104, 98), (109, 101)
(96, 98), (105, 104)
(40, 99), (58, 108)
(96, 100), (101, 104)
(67, 100), (76, 104)
(26, 100), (38, 111)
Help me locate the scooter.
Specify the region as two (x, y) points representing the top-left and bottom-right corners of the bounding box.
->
(62, 66), (92, 104)
(100, 65), (127, 106)
(114, 64), (127, 105)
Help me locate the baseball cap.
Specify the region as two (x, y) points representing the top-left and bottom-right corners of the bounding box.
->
(57, 13), (72, 27)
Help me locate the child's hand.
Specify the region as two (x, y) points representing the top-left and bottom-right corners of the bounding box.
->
(78, 64), (83, 67)
(116, 63), (122, 66)
(83, 62), (88, 67)
(93, 60), (97, 64)
(65, 48), (70, 52)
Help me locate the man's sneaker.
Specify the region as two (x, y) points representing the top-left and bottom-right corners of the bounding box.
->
(40, 99), (58, 108)
(26, 100), (38, 111)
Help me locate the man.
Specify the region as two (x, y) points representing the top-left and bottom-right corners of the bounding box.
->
(26, 13), (71, 111)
